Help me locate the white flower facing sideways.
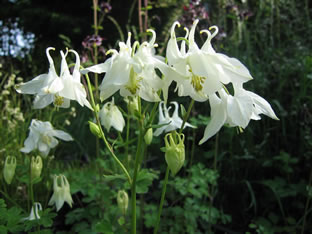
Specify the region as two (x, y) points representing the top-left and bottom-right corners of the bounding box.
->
(199, 83), (279, 145)
(48, 174), (73, 211)
(99, 97), (125, 132)
(16, 47), (92, 110)
(154, 101), (195, 136)
(22, 202), (42, 221)
(81, 31), (168, 102)
(20, 119), (73, 156)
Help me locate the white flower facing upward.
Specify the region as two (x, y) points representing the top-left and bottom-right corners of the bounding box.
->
(48, 174), (73, 211)
(99, 98), (125, 132)
(81, 31), (168, 102)
(20, 119), (73, 156)
(22, 202), (42, 221)
(154, 101), (195, 136)
(199, 83), (279, 145)
(16, 48), (92, 110)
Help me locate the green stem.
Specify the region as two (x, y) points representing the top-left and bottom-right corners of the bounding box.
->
(153, 166), (169, 234)
(154, 99), (195, 233)
(131, 121), (144, 234)
(301, 169), (312, 234)
(84, 74), (132, 185)
(179, 99), (195, 133)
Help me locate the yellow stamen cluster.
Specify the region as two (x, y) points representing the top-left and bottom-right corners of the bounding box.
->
(125, 68), (142, 95)
(54, 94), (64, 106)
(191, 74), (205, 92)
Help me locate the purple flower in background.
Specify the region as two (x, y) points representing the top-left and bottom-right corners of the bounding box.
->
(82, 35), (105, 50)
(180, 0), (209, 28)
(100, 1), (112, 13)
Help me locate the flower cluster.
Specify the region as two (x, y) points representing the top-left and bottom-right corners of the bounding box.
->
(81, 31), (168, 102)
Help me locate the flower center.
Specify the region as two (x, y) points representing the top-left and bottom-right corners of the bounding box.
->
(54, 94), (64, 106)
(191, 74), (205, 92)
(41, 135), (52, 145)
(126, 68), (142, 95)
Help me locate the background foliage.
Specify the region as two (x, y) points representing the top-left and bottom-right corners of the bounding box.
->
(0, 0), (311, 233)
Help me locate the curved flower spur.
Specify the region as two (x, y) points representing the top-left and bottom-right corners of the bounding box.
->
(154, 101), (195, 136)
(16, 48), (92, 110)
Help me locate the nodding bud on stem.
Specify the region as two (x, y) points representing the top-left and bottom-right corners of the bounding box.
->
(117, 190), (129, 215)
(31, 156), (43, 181)
(164, 131), (185, 176)
(144, 128), (153, 145)
(88, 121), (102, 138)
(3, 156), (17, 185)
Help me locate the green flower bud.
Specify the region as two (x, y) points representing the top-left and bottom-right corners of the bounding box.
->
(3, 156), (16, 185)
(117, 190), (129, 215)
(144, 128), (153, 145)
(164, 131), (185, 176)
(125, 96), (139, 115)
(88, 121), (102, 138)
(31, 156), (43, 181)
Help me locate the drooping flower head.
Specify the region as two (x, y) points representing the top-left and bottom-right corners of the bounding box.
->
(154, 101), (195, 136)
(48, 174), (73, 211)
(99, 98), (125, 132)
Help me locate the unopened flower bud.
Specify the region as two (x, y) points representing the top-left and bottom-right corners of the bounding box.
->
(31, 156), (43, 181)
(125, 96), (139, 115)
(88, 121), (102, 138)
(144, 128), (153, 145)
(164, 131), (185, 176)
(3, 156), (17, 184)
(117, 190), (129, 215)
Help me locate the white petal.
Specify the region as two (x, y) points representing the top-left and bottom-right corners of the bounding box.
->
(246, 90), (279, 120)
(51, 130), (73, 141)
(80, 58), (112, 74)
(199, 95), (227, 144)
(33, 94), (54, 109)
(226, 94), (253, 128)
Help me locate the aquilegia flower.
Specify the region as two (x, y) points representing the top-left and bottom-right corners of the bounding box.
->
(81, 31), (169, 102)
(199, 83), (279, 144)
(154, 101), (195, 136)
(99, 98), (125, 132)
(165, 20), (253, 101)
(48, 174), (73, 211)
(22, 202), (42, 221)
(16, 48), (92, 110)
(20, 119), (73, 156)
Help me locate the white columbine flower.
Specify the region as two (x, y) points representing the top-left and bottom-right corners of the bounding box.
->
(154, 101), (195, 136)
(16, 47), (65, 108)
(16, 48), (92, 110)
(20, 119), (73, 156)
(81, 31), (168, 102)
(99, 98), (125, 132)
(165, 20), (253, 102)
(199, 83), (279, 145)
(22, 202), (42, 221)
(48, 174), (73, 211)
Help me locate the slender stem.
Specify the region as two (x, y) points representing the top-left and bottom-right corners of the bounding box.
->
(179, 99), (195, 134)
(138, 0), (143, 37)
(153, 166), (169, 234)
(301, 169), (312, 234)
(208, 132), (219, 233)
(126, 103), (131, 169)
(154, 99), (195, 233)
(131, 121), (144, 234)
(84, 74), (132, 185)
